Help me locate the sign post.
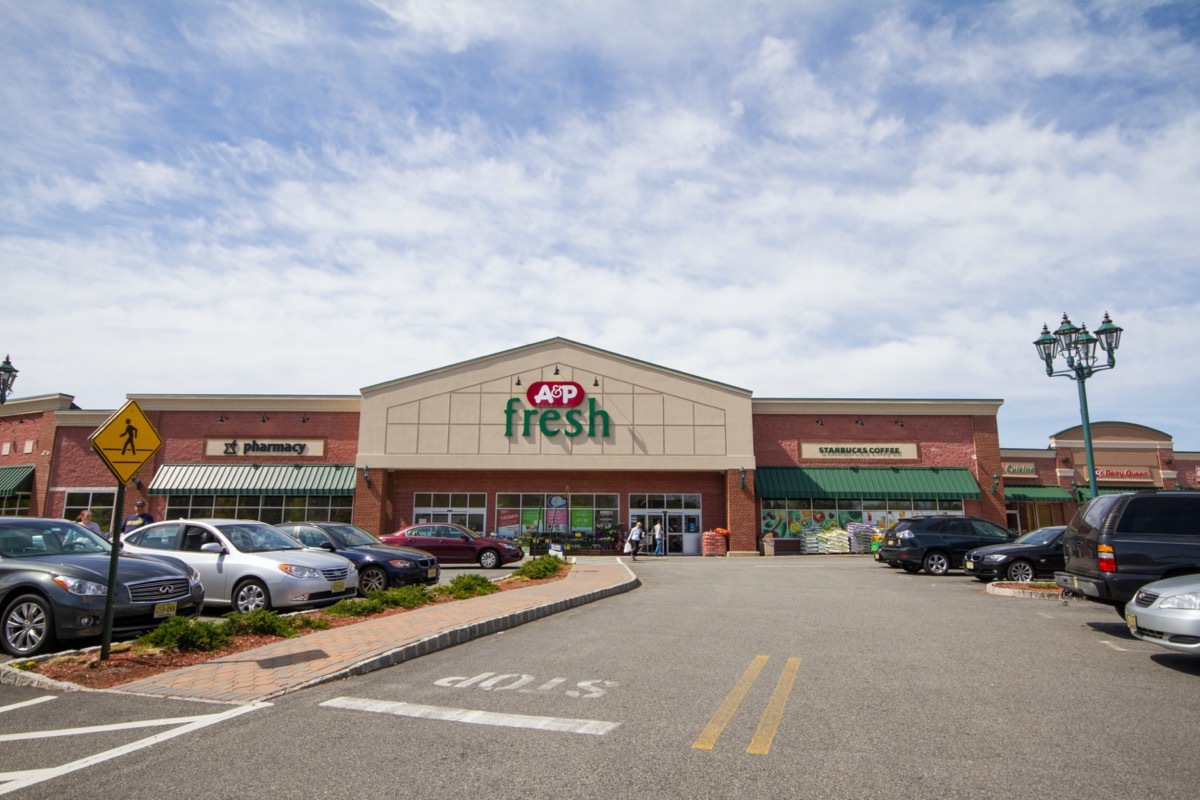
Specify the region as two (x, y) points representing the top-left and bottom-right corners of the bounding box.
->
(88, 400), (162, 659)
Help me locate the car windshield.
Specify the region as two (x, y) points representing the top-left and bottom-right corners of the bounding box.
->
(1014, 527), (1065, 546)
(0, 521), (110, 558)
(322, 525), (381, 548)
(216, 523), (303, 553)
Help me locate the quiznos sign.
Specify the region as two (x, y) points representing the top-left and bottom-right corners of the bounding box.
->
(504, 381), (611, 438)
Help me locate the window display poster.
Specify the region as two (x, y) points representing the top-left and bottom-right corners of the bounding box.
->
(546, 508), (567, 532)
(571, 508), (593, 532)
(498, 508), (521, 539)
(521, 508), (542, 534)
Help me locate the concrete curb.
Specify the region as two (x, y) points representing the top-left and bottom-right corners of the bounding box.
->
(0, 662), (91, 692)
(985, 583), (1064, 600)
(260, 568), (641, 700)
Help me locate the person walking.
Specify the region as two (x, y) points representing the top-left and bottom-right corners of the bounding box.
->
(652, 519), (664, 556)
(627, 521), (644, 561)
(75, 509), (104, 537)
(122, 500), (154, 533)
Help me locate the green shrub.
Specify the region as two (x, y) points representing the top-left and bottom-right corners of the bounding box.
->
(441, 573), (500, 599)
(138, 616), (233, 652)
(369, 585), (431, 609)
(223, 609), (298, 638)
(512, 555), (565, 580)
(324, 597), (385, 617)
(293, 614), (331, 630)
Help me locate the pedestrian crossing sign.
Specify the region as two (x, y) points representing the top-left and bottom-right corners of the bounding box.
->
(90, 400), (162, 484)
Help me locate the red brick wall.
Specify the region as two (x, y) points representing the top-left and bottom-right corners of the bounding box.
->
(726, 468), (757, 552)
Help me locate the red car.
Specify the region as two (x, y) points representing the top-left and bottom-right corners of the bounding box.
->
(380, 523), (524, 569)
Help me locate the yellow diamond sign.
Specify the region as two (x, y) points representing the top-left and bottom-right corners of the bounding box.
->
(90, 400), (162, 484)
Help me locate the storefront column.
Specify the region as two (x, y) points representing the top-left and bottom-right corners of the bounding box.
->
(725, 468), (758, 556)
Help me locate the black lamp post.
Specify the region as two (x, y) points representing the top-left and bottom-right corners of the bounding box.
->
(0, 355), (16, 405)
(1033, 312), (1123, 500)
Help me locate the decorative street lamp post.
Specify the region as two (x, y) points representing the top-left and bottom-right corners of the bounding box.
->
(0, 355), (17, 405)
(1033, 312), (1123, 500)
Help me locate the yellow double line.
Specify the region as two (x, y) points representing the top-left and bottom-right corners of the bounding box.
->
(691, 655), (802, 755)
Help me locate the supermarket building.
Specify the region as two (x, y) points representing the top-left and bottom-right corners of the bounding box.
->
(1, 339), (1194, 555)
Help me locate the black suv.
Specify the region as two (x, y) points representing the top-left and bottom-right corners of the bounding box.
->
(1054, 491), (1200, 613)
(876, 516), (1015, 575)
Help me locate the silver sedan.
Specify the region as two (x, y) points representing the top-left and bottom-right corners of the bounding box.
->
(121, 519), (357, 613)
(1125, 574), (1200, 655)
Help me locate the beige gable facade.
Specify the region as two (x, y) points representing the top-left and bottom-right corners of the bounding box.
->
(357, 339), (755, 472)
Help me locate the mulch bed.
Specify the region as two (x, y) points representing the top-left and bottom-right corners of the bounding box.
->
(24, 568), (570, 691)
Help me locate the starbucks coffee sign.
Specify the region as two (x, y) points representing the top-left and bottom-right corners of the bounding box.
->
(801, 442), (918, 460)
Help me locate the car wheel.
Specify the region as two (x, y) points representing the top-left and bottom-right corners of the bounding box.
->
(1006, 560), (1035, 583)
(477, 549), (501, 569)
(923, 552), (950, 576)
(900, 562), (922, 573)
(232, 579), (270, 613)
(359, 566), (388, 596)
(2, 593), (55, 657)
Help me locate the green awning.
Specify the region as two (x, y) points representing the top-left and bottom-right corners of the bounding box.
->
(756, 467), (981, 501)
(0, 465), (34, 497)
(148, 464), (357, 496)
(1003, 485), (1074, 502)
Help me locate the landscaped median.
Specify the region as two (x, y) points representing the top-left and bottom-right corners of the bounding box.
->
(985, 581), (1064, 600)
(4, 555), (572, 691)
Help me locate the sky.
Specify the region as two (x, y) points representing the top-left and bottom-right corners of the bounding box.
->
(3, 0), (1199, 450)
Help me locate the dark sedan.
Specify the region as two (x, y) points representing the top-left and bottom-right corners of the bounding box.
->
(275, 522), (439, 595)
(0, 517), (204, 657)
(380, 523), (524, 569)
(964, 525), (1067, 583)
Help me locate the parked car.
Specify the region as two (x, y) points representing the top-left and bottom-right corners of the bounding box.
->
(1125, 574), (1200, 655)
(0, 517), (204, 657)
(964, 525), (1067, 582)
(275, 522), (439, 595)
(876, 516), (1015, 576)
(1055, 491), (1200, 616)
(121, 519), (357, 613)
(379, 523), (524, 569)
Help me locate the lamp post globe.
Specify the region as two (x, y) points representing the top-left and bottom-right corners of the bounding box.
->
(1032, 313), (1123, 501)
(0, 355), (17, 405)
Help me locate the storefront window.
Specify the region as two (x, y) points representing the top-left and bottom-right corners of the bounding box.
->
(63, 491), (116, 533)
(412, 492), (486, 531)
(163, 494), (353, 524)
(0, 494), (29, 516)
(496, 493), (621, 553)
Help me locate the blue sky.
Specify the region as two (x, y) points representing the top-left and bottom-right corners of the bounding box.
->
(3, 0), (1199, 450)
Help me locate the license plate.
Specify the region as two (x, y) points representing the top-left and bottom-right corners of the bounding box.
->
(331, 580), (346, 593)
(1126, 611), (1137, 631)
(965, 560), (974, 570)
(886, 539), (896, 546)
(427, 567), (438, 578)
(153, 601), (177, 618)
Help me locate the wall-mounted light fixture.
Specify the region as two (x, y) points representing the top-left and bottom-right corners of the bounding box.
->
(815, 418), (823, 426)
(855, 418), (864, 426)
(1060, 455), (1071, 464)
(990, 473), (1001, 493)
(895, 419), (904, 428)
(1175, 481), (1183, 490)
(593, 377), (600, 387)
(261, 414), (269, 423)
(515, 376), (522, 386)
(218, 413), (227, 422)
(133, 477), (143, 489)
(553, 365), (560, 376)
(739, 467), (746, 489)
(362, 464), (371, 487)
(300, 414), (309, 424)
(1164, 457), (1173, 465)
(0, 355), (18, 405)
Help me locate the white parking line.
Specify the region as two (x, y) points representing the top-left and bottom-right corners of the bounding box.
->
(0, 713), (239, 742)
(322, 696), (620, 736)
(0, 702), (269, 795)
(0, 696), (56, 714)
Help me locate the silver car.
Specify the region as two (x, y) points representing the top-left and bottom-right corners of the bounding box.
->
(1125, 574), (1200, 655)
(121, 519), (357, 613)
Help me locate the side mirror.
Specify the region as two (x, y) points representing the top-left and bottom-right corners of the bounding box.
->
(200, 542), (226, 554)
(321, 542), (337, 552)
(461, 534), (471, 541)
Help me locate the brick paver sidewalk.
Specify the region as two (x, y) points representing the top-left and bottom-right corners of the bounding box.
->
(112, 559), (637, 704)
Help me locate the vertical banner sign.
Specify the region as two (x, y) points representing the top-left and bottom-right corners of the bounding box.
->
(88, 400), (163, 659)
